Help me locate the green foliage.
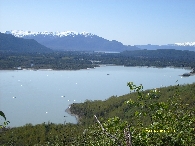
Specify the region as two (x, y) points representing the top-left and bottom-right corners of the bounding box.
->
(125, 82), (195, 145)
(81, 82), (195, 145)
(76, 116), (130, 146)
(0, 111), (6, 121)
(0, 123), (85, 145)
(0, 111), (9, 129)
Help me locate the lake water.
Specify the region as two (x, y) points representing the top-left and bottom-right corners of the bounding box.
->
(0, 66), (194, 127)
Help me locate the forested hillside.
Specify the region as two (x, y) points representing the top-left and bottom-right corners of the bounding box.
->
(1, 83), (195, 145)
(70, 83), (195, 126)
(0, 33), (52, 53)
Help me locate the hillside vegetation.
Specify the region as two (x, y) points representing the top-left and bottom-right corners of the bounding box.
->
(70, 83), (195, 126)
(0, 83), (195, 145)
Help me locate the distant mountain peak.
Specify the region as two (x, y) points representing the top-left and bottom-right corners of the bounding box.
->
(4, 30), (95, 38)
(174, 42), (195, 46)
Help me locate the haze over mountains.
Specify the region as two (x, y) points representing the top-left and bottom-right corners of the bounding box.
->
(1, 30), (195, 52)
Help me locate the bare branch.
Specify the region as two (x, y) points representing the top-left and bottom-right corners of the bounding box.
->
(124, 125), (132, 146)
(94, 115), (123, 146)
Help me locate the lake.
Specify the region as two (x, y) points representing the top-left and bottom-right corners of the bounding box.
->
(0, 66), (194, 127)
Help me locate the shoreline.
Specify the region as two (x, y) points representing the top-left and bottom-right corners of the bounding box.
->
(65, 105), (80, 124)
(0, 66), (98, 71)
(0, 65), (194, 71)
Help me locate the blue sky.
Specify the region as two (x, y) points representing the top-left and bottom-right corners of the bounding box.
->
(0, 0), (194, 45)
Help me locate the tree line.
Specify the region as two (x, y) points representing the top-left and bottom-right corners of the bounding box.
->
(1, 49), (195, 70)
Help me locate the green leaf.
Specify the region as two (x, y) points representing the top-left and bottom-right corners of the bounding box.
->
(135, 111), (139, 116)
(0, 111), (6, 120)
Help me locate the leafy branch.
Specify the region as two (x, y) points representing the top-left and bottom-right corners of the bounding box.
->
(0, 111), (9, 128)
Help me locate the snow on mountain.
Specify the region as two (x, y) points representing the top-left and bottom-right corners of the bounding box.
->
(4, 30), (95, 38)
(4, 30), (194, 46)
(174, 42), (195, 46)
(3, 30), (141, 52)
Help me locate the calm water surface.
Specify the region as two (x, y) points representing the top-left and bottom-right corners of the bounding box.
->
(0, 66), (194, 127)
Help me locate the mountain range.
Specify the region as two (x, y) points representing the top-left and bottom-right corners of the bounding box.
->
(2, 30), (195, 52)
(0, 33), (52, 53)
(4, 30), (139, 52)
(135, 44), (195, 51)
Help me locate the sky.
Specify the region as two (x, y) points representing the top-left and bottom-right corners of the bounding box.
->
(0, 0), (195, 45)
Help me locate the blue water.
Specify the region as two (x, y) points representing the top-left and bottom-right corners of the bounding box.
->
(0, 66), (194, 127)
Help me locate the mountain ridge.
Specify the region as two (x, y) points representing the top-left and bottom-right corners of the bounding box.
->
(5, 30), (95, 38)
(2, 30), (195, 52)
(4, 30), (195, 47)
(4, 30), (139, 52)
(0, 33), (52, 53)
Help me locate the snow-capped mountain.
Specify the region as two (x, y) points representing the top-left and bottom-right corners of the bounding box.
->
(3, 30), (194, 51)
(4, 30), (139, 52)
(174, 42), (195, 46)
(5, 30), (195, 46)
(5, 30), (95, 38)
